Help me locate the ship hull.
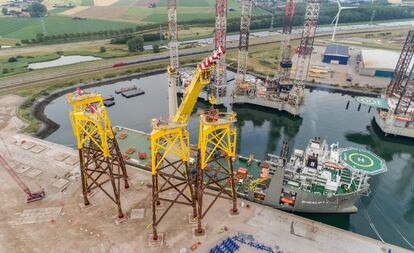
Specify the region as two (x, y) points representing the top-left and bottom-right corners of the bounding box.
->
(239, 187), (364, 213)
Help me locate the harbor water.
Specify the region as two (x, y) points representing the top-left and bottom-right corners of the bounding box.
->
(44, 72), (414, 250)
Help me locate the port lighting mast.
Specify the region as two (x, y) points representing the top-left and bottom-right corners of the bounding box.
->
(277, 0), (297, 84)
(213, 0), (228, 98)
(167, 0), (179, 116)
(235, 0), (253, 96)
(289, 0), (321, 107)
(67, 89), (129, 219)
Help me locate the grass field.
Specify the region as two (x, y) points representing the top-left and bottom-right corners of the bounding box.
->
(81, 0), (94, 6)
(0, 42), (133, 77)
(94, 0), (266, 23)
(0, 16), (138, 39)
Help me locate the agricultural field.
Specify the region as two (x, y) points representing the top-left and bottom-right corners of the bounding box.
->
(1, 0), (267, 41)
(0, 16), (138, 39)
(60, 0), (267, 23)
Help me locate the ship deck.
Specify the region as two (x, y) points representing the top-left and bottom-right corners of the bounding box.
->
(114, 127), (363, 197)
(114, 126), (263, 178)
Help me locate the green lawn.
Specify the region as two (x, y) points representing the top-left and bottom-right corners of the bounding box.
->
(81, 0), (94, 6)
(0, 54), (60, 77)
(0, 16), (138, 39)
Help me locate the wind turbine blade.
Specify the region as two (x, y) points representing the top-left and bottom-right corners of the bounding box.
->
(337, 0), (342, 8)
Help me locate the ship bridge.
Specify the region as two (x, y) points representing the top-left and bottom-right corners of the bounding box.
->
(340, 148), (387, 175)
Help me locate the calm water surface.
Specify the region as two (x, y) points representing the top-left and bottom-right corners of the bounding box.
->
(45, 73), (414, 250)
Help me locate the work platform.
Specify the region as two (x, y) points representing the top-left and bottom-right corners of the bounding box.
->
(356, 96), (414, 138)
(176, 87), (303, 116)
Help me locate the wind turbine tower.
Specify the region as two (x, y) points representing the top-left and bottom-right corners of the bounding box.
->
(331, 0), (357, 41)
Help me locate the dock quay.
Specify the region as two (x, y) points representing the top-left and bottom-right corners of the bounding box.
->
(0, 129), (410, 253)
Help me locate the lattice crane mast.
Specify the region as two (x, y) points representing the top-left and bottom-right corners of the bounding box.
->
(167, 0), (179, 116)
(277, 0), (297, 85)
(384, 30), (414, 117)
(235, 0), (253, 96)
(386, 30), (414, 97)
(212, 0), (228, 98)
(0, 153), (45, 203)
(289, 0), (321, 107)
(68, 88), (129, 219)
(150, 47), (234, 241)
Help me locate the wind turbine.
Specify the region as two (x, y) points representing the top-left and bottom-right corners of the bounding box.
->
(331, 0), (357, 41)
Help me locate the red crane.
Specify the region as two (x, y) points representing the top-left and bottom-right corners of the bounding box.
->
(0, 154), (45, 203)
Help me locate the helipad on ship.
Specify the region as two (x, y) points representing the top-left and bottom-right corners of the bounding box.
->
(340, 148), (387, 175)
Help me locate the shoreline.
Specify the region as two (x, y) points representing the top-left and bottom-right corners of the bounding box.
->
(31, 67), (381, 139)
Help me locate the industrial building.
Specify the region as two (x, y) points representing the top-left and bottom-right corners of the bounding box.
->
(358, 49), (411, 77)
(322, 44), (349, 65)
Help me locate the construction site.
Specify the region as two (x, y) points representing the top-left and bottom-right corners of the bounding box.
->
(1, 0), (414, 252)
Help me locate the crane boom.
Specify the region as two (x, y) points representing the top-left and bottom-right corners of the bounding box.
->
(172, 46), (226, 124)
(0, 153), (45, 203)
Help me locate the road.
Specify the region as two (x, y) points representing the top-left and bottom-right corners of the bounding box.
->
(0, 22), (411, 91)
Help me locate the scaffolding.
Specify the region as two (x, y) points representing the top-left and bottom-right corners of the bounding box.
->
(67, 89), (129, 218)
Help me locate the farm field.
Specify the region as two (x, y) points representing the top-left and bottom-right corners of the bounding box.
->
(60, 0), (267, 23)
(0, 16), (138, 39)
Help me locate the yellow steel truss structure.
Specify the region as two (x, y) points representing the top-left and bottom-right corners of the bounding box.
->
(198, 112), (237, 169)
(150, 121), (190, 174)
(67, 90), (129, 218)
(67, 93), (113, 157)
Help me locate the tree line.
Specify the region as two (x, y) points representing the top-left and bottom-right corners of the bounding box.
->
(24, 27), (163, 45)
(21, 2), (414, 45)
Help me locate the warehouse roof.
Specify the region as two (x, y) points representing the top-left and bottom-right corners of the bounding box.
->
(324, 44), (349, 57)
(360, 49), (403, 70)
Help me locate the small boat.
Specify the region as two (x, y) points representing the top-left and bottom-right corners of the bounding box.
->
(115, 85), (137, 94)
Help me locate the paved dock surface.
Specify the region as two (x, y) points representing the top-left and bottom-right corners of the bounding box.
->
(0, 94), (412, 253)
